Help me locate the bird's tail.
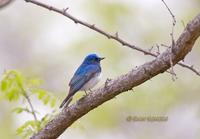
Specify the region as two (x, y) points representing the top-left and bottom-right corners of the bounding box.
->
(59, 95), (73, 108)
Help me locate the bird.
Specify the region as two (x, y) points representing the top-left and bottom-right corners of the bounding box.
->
(59, 53), (105, 108)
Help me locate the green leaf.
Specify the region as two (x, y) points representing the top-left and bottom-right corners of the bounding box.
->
(27, 78), (42, 87)
(17, 120), (36, 135)
(43, 95), (50, 105)
(50, 98), (56, 108)
(40, 112), (55, 127)
(14, 71), (23, 87)
(12, 107), (35, 114)
(12, 107), (24, 114)
(38, 90), (46, 100)
(0, 70), (25, 101)
(16, 120), (41, 136)
(1, 79), (7, 91)
(6, 88), (20, 101)
(32, 89), (46, 100)
(21, 129), (33, 139)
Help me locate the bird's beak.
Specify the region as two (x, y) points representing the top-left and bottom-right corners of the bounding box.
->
(99, 57), (105, 61)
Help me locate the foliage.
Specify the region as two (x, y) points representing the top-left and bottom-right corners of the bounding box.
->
(0, 70), (57, 139)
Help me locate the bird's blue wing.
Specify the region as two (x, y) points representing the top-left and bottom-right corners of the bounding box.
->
(68, 64), (100, 95)
(69, 64), (86, 86)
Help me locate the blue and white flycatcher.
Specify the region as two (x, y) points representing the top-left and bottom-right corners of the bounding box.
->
(59, 54), (104, 108)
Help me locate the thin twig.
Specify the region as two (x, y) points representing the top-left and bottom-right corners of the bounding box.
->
(155, 44), (160, 55)
(24, 93), (38, 122)
(160, 44), (170, 48)
(161, 0), (177, 81)
(24, 0), (200, 77)
(161, 0), (176, 25)
(20, 87), (38, 122)
(178, 62), (200, 76)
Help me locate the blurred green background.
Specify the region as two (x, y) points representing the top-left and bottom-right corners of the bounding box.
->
(0, 0), (200, 139)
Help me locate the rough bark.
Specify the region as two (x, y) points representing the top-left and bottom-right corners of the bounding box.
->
(30, 13), (200, 139)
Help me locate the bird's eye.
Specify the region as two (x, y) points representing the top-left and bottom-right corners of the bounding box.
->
(95, 57), (98, 61)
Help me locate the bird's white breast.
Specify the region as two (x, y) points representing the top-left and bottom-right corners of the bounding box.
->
(81, 73), (101, 91)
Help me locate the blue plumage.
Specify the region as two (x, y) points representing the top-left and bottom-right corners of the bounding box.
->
(59, 54), (104, 108)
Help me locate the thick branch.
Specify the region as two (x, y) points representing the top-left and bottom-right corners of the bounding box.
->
(31, 13), (200, 139)
(24, 0), (200, 76)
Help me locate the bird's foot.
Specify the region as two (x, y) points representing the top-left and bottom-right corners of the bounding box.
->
(83, 90), (88, 96)
(89, 88), (93, 93)
(83, 89), (93, 97)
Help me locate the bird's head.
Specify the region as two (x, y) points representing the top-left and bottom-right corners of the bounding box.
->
(83, 54), (105, 64)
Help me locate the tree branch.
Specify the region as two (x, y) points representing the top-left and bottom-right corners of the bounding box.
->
(30, 13), (200, 139)
(24, 0), (200, 76)
(0, 0), (14, 9)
